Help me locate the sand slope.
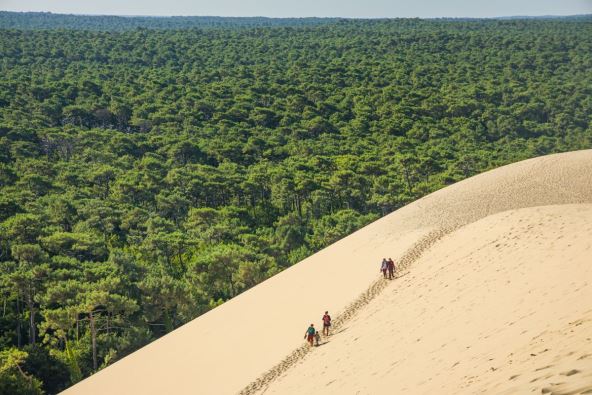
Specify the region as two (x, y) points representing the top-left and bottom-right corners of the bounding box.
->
(262, 204), (592, 394)
(62, 149), (592, 395)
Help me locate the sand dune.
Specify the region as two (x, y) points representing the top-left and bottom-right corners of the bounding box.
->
(260, 204), (592, 394)
(62, 149), (592, 395)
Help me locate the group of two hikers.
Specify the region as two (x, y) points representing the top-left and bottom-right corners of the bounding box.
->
(304, 257), (398, 347)
(304, 311), (331, 347)
(380, 257), (396, 280)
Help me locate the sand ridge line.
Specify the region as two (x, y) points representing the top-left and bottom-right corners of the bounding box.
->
(238, 227), (454, 395)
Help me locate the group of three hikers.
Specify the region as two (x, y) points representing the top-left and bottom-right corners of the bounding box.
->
(304, 311), (331, 347)
(304, 257), (397, 347)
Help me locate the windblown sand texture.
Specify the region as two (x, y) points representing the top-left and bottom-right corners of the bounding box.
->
(62, 149), (592, 395)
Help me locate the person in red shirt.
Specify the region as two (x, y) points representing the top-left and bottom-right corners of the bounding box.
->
(322, 311), (332, 336)
(387, 258), (395, 280)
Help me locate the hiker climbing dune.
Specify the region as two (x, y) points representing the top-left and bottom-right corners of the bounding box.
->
(322, 311), (331, 336)
(387, 257), (395, 280)
(314, 330), (321, 347)
(304, 324), (316, 347)
(380, 258), (388, 279)
(380, 258), (388, 278)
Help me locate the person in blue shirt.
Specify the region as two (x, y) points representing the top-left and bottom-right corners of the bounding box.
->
(304, 324), (316, 346)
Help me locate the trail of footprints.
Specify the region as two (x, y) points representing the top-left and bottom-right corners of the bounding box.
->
(239, 227), (454, 395)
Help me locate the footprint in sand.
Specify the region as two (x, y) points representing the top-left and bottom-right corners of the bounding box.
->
(561, 369), (580, 376)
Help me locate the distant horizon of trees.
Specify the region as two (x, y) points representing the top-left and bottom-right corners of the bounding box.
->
(1, 11), (591, 31)
(0, 14), (591, 394)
